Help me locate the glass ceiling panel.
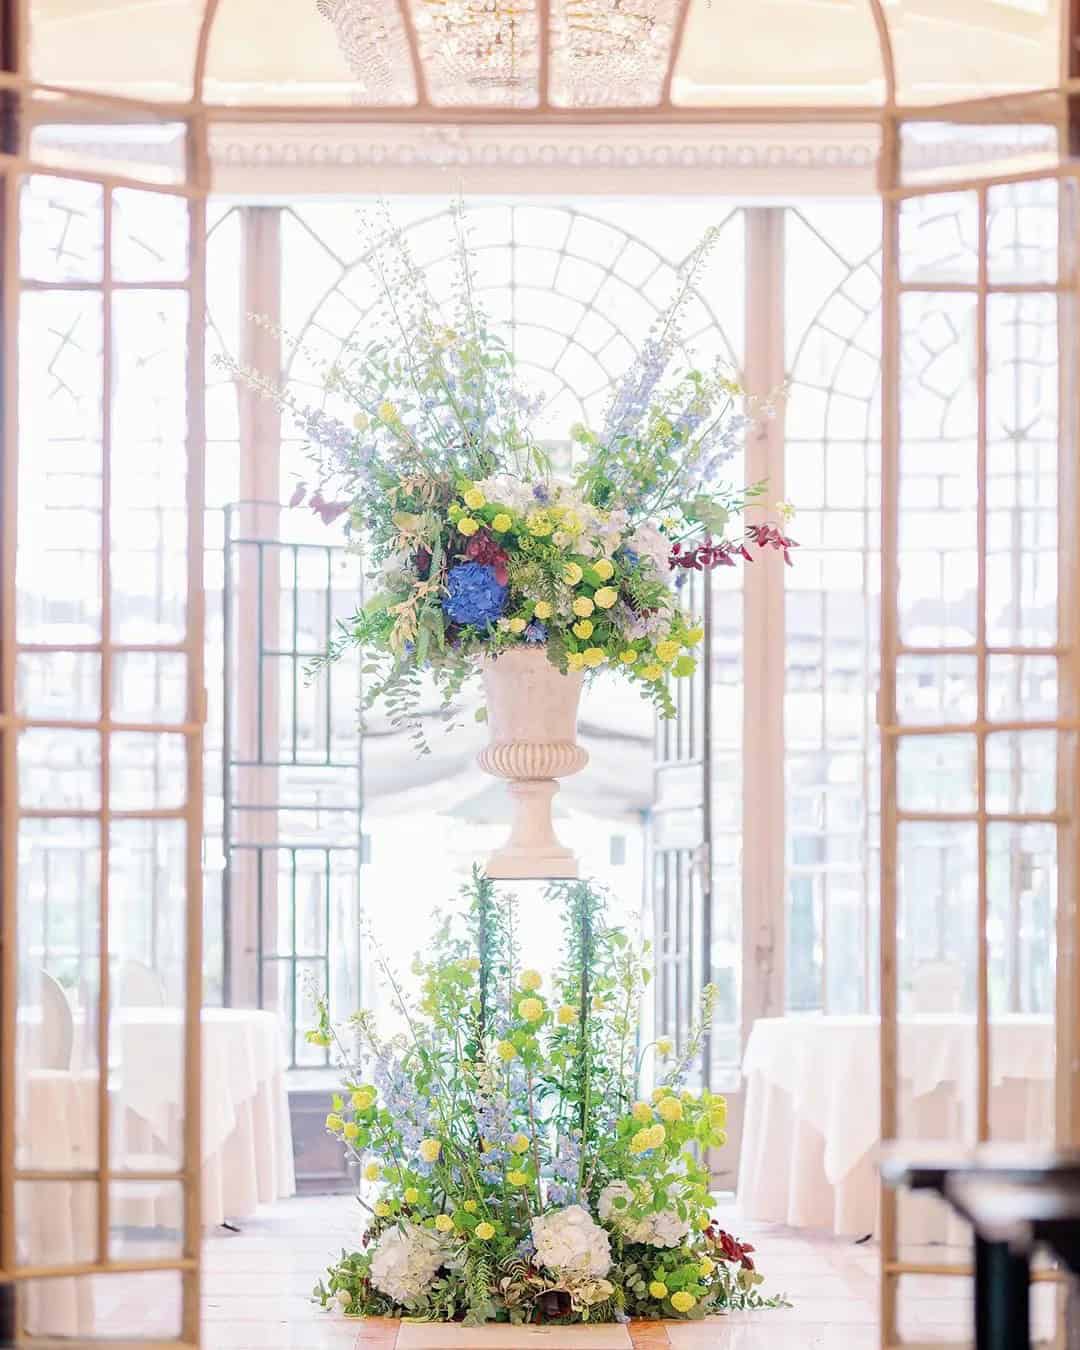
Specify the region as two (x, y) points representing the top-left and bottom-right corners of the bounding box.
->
(884, 0), (1061, 106)
(205, 0), (416, 106)
(30, 0), (205, 103)
(673, 0), (887, 107)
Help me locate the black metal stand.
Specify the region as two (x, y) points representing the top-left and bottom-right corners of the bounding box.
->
(0, 1281), (16, 1347)
(975, 1234), (1031, 1350)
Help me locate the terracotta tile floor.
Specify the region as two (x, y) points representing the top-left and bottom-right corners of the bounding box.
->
(89, 1193), (1015, 1347)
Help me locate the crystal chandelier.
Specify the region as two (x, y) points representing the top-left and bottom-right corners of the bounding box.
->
(552, 0), (677, 105)
(317, 0), (676, 106)
(316, 0), (414, 100)
(414, 0), (539, 97)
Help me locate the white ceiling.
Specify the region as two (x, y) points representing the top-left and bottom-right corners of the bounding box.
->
(28, 0), (1063, 110)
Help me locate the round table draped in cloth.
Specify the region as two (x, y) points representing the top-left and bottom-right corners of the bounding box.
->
(17, 1007), (296, 1339)
(736, 1014), (1054, 1239)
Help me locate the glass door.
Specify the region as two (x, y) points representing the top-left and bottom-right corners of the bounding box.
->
(0, 72), (208, 1348)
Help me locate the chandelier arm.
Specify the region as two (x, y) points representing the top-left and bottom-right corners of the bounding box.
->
(659, 0), (692, 108)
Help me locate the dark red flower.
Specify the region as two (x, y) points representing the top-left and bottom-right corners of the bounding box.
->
(462, 528), (510, 586)
(415, 548), (432, 579)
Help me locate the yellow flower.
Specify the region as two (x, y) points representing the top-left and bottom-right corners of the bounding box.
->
(418, 1138), (442, 1163)
(325, 1113), (344, 1133)
(647, 1124), (667, 1148)
(592, 994), (607, 1012)
(710, 1102), (728, 1128)
(684, 626), (705, 646)
(563, 562), (584, 585)
(673, 655), (697, 678)
(404, 1187), (420, 1205)
(594, 586), (618, 610)
(464, 1200), (478, 1213)
(619, 649), (638, 664)
(507, 1170), (529, 1186)
(343, 1122), (360, 1141)
(363, 1162), (381, 1181)
(434, 1214), (454, 1233)
(492, 512), (513, 533)
(631, 1101), (653, 1124)
(593, 558), (615, 581)
(352, 1087), (376, 1110)
(457, 517), (479, 537)
(377, 401), (397, 422)
(776, 499), (797, 524)
(463, 957), (481, 973)
(518, 996), (544, 1022)
(562, 512), (583, 535)
(709, 1127), (728, 1148)
(699, 1257), (715, 1278)
(556, 1004), (578, 1026)
(657, 1096), (683, 1123)
(527, 511), (554, 537)
(572, 620), (594, 640)
(656, 1038), (674, 1057)
(656, 640), (680, 663)
(671, 1291), (696, 1313)
(583, 647), (606, 668)
(629, 1128), (653, 1155)
(374, 1201), (392, 1218)
(475, 1222), (495, 1240)
(352, 411), (370, 431)
(519, 969), (543, 992)
(463, 487), (486, 510)
(508, 617), (527, 634)
(567, 652), (586, 671)
(649, 1281), (668, 1300)
(698, 1214), (713, 1231)
(533, 601), (554, 621)
(640, 664), (663, 681)
(509, 1133), (531, 1155)
(496, 1040), (518, 1061)
(572, 596), (595, 618)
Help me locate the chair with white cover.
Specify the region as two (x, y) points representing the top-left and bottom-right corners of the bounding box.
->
(39, 969), (75, 1070)
(115, 957), (167, 1008)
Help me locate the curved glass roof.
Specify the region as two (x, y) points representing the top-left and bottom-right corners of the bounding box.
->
(28, 0), (1064, 111)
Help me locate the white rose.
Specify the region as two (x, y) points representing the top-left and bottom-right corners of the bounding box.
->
(368, 1223), (447, 1305)
(531, 1205), (611, 1279)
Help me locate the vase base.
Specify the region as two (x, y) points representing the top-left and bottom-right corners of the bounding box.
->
(484, 847), (579, 881)
(396, 1321), (632, 1348)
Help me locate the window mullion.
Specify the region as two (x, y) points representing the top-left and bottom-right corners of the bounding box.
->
(225, 205), (283, 1009)
(739, 206), (787, 1050)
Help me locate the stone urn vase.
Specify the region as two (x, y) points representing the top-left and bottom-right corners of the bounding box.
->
(477, 647), (589, 880)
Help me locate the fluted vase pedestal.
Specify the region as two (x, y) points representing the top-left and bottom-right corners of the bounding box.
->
(477, 647), (588, 880)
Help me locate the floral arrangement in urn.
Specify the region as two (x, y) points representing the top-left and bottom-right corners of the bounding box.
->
(222, 205), (792, 876)
(307, 871), (784, 1326)
(222, 205), (792, 741)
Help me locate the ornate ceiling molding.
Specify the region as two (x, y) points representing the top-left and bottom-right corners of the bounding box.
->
(207, 121), (883, 195)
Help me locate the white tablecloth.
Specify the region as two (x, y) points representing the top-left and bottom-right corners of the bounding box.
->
(17, 1007), (296, 1338)
(736, 1014), (1054, 1238)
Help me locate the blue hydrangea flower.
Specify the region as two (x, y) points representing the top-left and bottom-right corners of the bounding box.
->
(442, 562), (508, 630)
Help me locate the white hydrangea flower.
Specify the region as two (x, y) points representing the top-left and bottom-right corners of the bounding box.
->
(627, 523), (674, 583)
(368, 1223), (447, 1305)
(598, 1181), (690, 1248)
(531, 1205), (611, 1279)
(476, 474), (538, 515)
(597, 1180), (635, 1225)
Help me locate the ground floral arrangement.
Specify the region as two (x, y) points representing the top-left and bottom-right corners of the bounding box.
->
(222, 205), (792, 748)
(307, 872), (785, 1326)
